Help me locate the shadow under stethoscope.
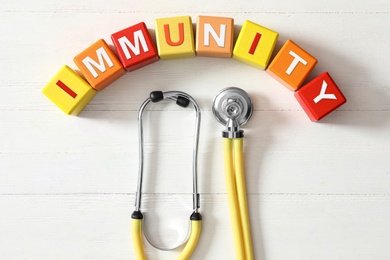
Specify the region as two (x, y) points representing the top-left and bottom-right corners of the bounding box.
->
(244, 93), (276, 260)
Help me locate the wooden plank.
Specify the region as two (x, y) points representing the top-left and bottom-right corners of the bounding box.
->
(0, 111), (388, 194)
(1, 194), (389, 259)
(2, 0), (389, 13)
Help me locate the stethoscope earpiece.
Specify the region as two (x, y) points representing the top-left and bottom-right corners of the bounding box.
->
(150, 90), (190, 107)
(131, 90), (202, 260)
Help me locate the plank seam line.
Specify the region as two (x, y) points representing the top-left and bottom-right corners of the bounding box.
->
(1, 192), (389, 196)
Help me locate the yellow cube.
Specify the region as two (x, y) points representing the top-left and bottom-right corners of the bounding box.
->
(233, 20), (279, 70)
(155, 16), (195, 59)
(42, 65), (97, 116)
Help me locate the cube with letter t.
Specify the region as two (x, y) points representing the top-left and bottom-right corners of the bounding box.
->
(267, 40), (317, 91)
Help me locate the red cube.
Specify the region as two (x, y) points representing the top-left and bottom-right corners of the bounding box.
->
(111, 22), (159, 72)
(294, 72), (347, 121)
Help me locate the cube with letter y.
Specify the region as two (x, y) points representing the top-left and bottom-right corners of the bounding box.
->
(42, 65), (97, 116)
(294, 72), (347, 121)
(155, 16), (195, 59)
(74, 39), (126, 90)
(111, 22), (159, 72)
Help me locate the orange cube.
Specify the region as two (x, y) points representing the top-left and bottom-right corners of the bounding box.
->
(196, 16), (234, 58)
(74, 39), (126, 90)
(266, 40), (317, 91)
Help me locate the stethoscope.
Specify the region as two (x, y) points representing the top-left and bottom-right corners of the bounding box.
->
(131, 88), (253, 260)
(212, 87), (254, 260)
(131, 90), (202, 260)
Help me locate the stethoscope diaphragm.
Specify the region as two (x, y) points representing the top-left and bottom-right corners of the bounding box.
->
(212, 87), (253, 127)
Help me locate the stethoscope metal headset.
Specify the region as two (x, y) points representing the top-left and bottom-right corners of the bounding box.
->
(131, 90), (202, 260)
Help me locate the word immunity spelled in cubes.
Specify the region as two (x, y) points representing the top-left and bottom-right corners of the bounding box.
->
(42, 15), (347, 121)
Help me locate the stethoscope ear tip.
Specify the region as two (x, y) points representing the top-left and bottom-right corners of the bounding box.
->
(176, 96), (190, 108)
(150, 90), (190, 108)
(150, 91), (164, 103)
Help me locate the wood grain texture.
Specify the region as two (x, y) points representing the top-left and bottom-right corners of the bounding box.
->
(1, 0), (389, 259)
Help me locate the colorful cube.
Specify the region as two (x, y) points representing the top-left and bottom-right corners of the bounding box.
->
(73, 39), (126, 90)
(196, 16), (234, 58)
(155, 16), (195, 59)
(42, 65), (97, 116)
(233, 20), (278, 69)
(294, 72), (347, 121)
(267, 40), (318, 91)
(111, 22), (159, 72)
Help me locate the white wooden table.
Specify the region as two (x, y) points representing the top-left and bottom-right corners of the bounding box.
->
(1, 1), (389, 259)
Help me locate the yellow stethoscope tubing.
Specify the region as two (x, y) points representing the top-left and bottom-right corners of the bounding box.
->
(223, 137), (254, 260)
(177, 216), (202, 260)
(223, 138), (245, 259)
(131, 214), (202, 260)
(132, 218), (146, 260)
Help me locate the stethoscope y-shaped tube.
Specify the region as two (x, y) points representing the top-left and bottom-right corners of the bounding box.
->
(132, 91), (202, 260)
(213, 87), (254, 260)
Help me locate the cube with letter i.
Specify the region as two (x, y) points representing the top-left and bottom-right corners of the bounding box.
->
(294, 72), (347, 121)
(233, 20), (279, 69)
(42, 65), (97, 116)
(111, 22), (159, 72)
(196, 16), (234, 58)
(267, 40), (317, 91)
(74, 39), (126, 91)
(155, 16), (195, 59)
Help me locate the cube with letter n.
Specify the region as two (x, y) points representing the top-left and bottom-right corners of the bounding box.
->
(196, 16), (234, 58)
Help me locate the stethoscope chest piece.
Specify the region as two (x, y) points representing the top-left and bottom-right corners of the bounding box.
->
(212, 87), (253, 128)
